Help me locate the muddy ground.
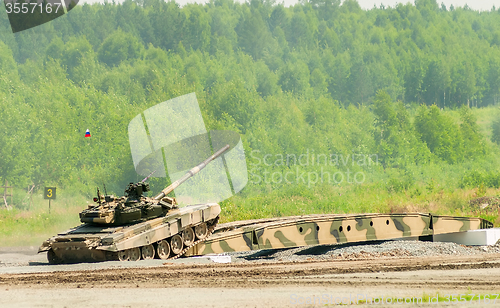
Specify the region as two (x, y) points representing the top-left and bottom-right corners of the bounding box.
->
(1, 242), (500, 307)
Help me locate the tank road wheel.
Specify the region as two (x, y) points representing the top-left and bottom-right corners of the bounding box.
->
(194, 223), (208, 240)
(170, 234), (184, 255)
(118, 250), (129, 262)
(156, 240), (171, 260)
(182, 227), (195, 246)
(141, 244), (155, 260)
(129, 247), (141, 261)
(47, 249), (63, 265)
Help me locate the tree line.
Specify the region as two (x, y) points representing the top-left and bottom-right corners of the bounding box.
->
(0, 0), (499, 196)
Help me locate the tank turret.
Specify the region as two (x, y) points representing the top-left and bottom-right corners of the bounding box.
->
(79, 144), (230, 226)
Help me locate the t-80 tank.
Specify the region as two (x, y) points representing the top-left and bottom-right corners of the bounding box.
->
(38, 145), (230, 264)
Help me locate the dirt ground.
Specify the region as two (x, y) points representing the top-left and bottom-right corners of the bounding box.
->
(1, 247), (500, 308)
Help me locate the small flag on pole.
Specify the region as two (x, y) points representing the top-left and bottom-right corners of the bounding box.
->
(85, 129), (91, 138)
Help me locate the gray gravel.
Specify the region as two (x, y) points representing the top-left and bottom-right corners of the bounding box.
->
(227, 239), (500, 262)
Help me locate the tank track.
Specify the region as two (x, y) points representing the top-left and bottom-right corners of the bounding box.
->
(167, 216), (219, 260)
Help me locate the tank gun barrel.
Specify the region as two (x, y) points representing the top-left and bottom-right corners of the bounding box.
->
(154, 144), (230, 200)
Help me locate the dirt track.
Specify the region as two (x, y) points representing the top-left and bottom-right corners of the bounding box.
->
(1, 251), (500, 307)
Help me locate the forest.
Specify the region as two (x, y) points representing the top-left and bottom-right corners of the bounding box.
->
(1, 0), (500, 243)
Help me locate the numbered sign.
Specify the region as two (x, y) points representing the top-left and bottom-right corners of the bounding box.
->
(44, 187), (56, 200)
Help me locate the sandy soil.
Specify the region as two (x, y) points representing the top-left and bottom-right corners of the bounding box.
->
(1, 249), (500, 307)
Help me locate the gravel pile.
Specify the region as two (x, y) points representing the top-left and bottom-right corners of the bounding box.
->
(469, 196), (500, 209)
(229, 240), (500, 263)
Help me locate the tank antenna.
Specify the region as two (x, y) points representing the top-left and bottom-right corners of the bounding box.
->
(96, 187), (101, 205)
(103, 183), (108, 205)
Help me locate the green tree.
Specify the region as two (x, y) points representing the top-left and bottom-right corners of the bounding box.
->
(278, 59), (310, 95)
(492, 115), (500, 145)
(255, 61), (279, 97)
(98, 30), (143, 67)
(0, 42), (18, 93)
(414, 105), (462, 163)
(237, 9), (273, 60)
(459, 106), (486, 158)
(372, 91), (429, 167)
(180, 4), (211, 51)
(288, 10), (314, 49)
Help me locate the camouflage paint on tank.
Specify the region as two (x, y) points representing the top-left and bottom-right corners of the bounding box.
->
(39, 203), (221, 262)
(100, 203), (220, 251)
(49, 241), (108, 263)
(184, 213), (493, 257)
(39, 145), (231, 264)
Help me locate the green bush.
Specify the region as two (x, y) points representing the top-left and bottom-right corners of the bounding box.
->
(459, 170), (500, 188)
(492, 117), (500, 145)
(387, 175), (414, 193)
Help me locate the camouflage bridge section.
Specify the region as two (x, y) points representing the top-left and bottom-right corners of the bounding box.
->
(184, 213), (493, 256)
(432, 215), (491, 234)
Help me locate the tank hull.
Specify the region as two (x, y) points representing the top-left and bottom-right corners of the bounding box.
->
(39, 203), (221, 263)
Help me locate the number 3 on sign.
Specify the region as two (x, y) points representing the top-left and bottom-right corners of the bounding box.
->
(44, 187), (56, 200)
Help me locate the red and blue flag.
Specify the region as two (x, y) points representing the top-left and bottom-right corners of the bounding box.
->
(85, 129), (91, 138)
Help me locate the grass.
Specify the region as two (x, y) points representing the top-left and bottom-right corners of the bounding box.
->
(220, 153), (500, 225)
(220, 182), (500, 225)
(0, 191), (86, 246)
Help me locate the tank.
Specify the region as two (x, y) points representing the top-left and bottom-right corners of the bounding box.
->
(38, 145), (230, 264)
